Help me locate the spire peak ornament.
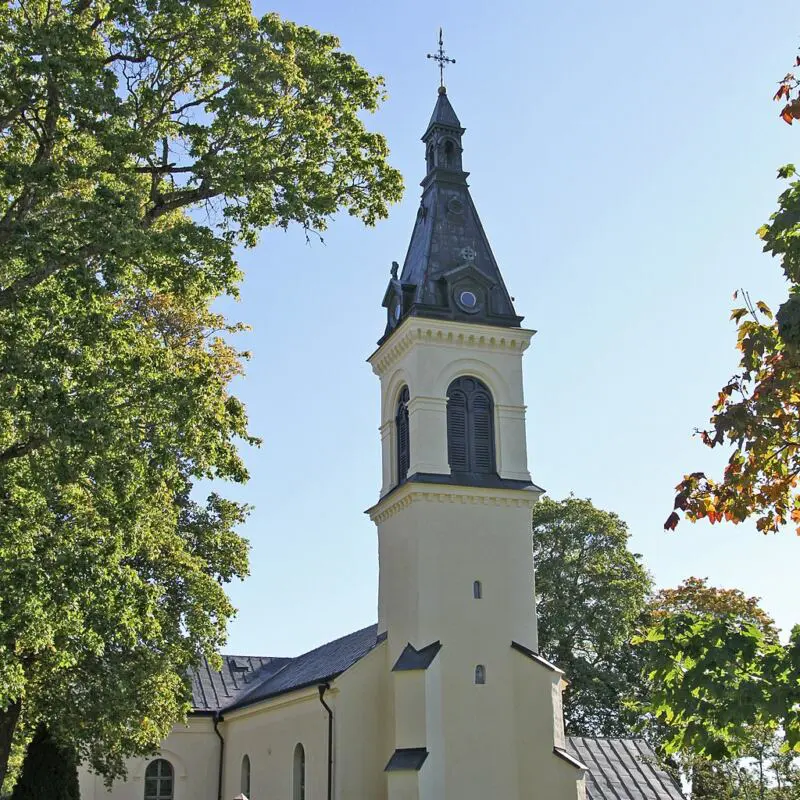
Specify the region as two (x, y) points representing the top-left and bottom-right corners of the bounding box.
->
(427, 28), (455, 89)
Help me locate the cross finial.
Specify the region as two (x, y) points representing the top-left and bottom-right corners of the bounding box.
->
(427, 28), (455, 89)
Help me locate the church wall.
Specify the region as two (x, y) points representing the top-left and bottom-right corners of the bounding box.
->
(331, 641), (390, 800)
(510, 651), (586, 800)
(78, 716), (218, 800)
(372, 483), (544, 800)
(374, 485), (538, 656)
(221, 688), (327, 800)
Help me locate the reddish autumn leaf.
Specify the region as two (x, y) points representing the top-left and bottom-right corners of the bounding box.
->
(781, 107), (794, 125)
(664, 512), (680, 531)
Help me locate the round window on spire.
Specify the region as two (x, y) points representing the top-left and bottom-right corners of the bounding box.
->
(456, 289), (480, 313)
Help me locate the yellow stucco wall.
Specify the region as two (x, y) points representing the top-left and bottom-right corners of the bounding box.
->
(221, 687), (328, 800)
(78, 717), (218, 800)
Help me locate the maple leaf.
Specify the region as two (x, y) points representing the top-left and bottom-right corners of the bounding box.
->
(731, 308), (749, 323)
(664, 512), (680, 531)
(756, 300), (774, 319)
(674, 491), (690, 510)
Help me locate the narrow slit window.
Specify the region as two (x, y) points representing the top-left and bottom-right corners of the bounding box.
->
(473, 580), (482, 599)
(293, 743), (305, 800)
(241, 753), (251, 797)
(475, 664), (486, 685)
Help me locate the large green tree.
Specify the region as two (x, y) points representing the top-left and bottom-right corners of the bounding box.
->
(0, 0), (402, 788)
(532, 495), (652, 736)
(634, 591), (800, 760)
(641, 579), (793, 798)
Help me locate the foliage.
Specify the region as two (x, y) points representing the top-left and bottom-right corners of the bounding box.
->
(0, 0), (402, 788)
(532, 496), (652, 736)
(682, 728), (800, 800)
(665, 54), (800, 535)
(637, 580), (798, 796)
(648, 576), (776, 630)
(634, 608), (800, 761)
(10, 726), (79, 800)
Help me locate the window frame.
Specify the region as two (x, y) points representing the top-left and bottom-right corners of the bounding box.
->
(293, 743), (306, 800)
(144, 758), (174, 800)
(395, 385), (410, 485)
(446, 376), (496, 475)
(241, 753), (251, 797)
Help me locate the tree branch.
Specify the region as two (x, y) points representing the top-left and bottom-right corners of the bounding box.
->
(0, 437), (44, 462)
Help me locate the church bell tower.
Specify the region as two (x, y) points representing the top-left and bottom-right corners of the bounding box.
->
(367, 84), (586, 800)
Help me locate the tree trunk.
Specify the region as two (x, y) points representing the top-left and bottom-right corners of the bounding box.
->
(0, 699), (22, 788)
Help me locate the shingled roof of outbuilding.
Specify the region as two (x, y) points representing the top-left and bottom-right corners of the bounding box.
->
(568, 737), (684, 800)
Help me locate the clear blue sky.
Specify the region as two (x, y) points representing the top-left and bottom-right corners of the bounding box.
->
(215, 0), (800, 656)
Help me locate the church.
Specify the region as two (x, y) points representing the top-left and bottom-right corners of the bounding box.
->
(79, 85), (684, 800)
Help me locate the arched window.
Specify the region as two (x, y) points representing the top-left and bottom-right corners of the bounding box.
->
(475, 664), (486, 685)
(396, 385), (410, 484)
(241, 753), (251, 797)
(293, 743), (306, 800)
(144, 759), (173, 800)
(443, 139), (455, 168)
(426, 143), (435, 172)
(446, 377), (495, 475)
(473, 580), (482, 599)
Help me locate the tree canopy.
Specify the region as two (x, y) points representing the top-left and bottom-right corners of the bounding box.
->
(0, 0), (402, 788)
(634, 579), (800, 761)
(532, 495), (652, 736)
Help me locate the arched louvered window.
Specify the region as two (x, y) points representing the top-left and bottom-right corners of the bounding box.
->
(144, 759), (173, 800)
(446, 377), (496, 475)
(241, 753), (251, 797)
(473, 580), (482, 599)
(293, 743), (306, 800)
(396, 386), (410, 484)
(475, 664), (486, 685)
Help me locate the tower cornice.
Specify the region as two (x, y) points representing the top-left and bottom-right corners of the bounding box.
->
(366, 480), (542, 525)
(368, 317), (535, 378)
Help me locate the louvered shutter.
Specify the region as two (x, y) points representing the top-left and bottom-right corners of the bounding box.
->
(396, 387), (410, 483)
(471, 389), (494, 473)
(447, 388), (469, 471)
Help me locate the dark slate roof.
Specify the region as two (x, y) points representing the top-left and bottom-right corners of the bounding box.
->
(385, 748), (429, 772)
(378, 89), (522, 344)
(222, 624), (384, 712)
(392, 640), (441, 671)
(425, 87), (462, 134)
(190, 654), (292, 712)
(568, 737), (684, 800)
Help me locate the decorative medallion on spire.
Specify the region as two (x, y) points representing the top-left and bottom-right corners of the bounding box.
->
(379, 36), (522, 343)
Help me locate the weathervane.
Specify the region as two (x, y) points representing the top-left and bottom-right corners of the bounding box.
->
(427, 28), (455, 88)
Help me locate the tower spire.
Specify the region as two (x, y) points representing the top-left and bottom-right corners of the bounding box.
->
(427, 27), (455, 89)
(377, 83), (521, 344)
